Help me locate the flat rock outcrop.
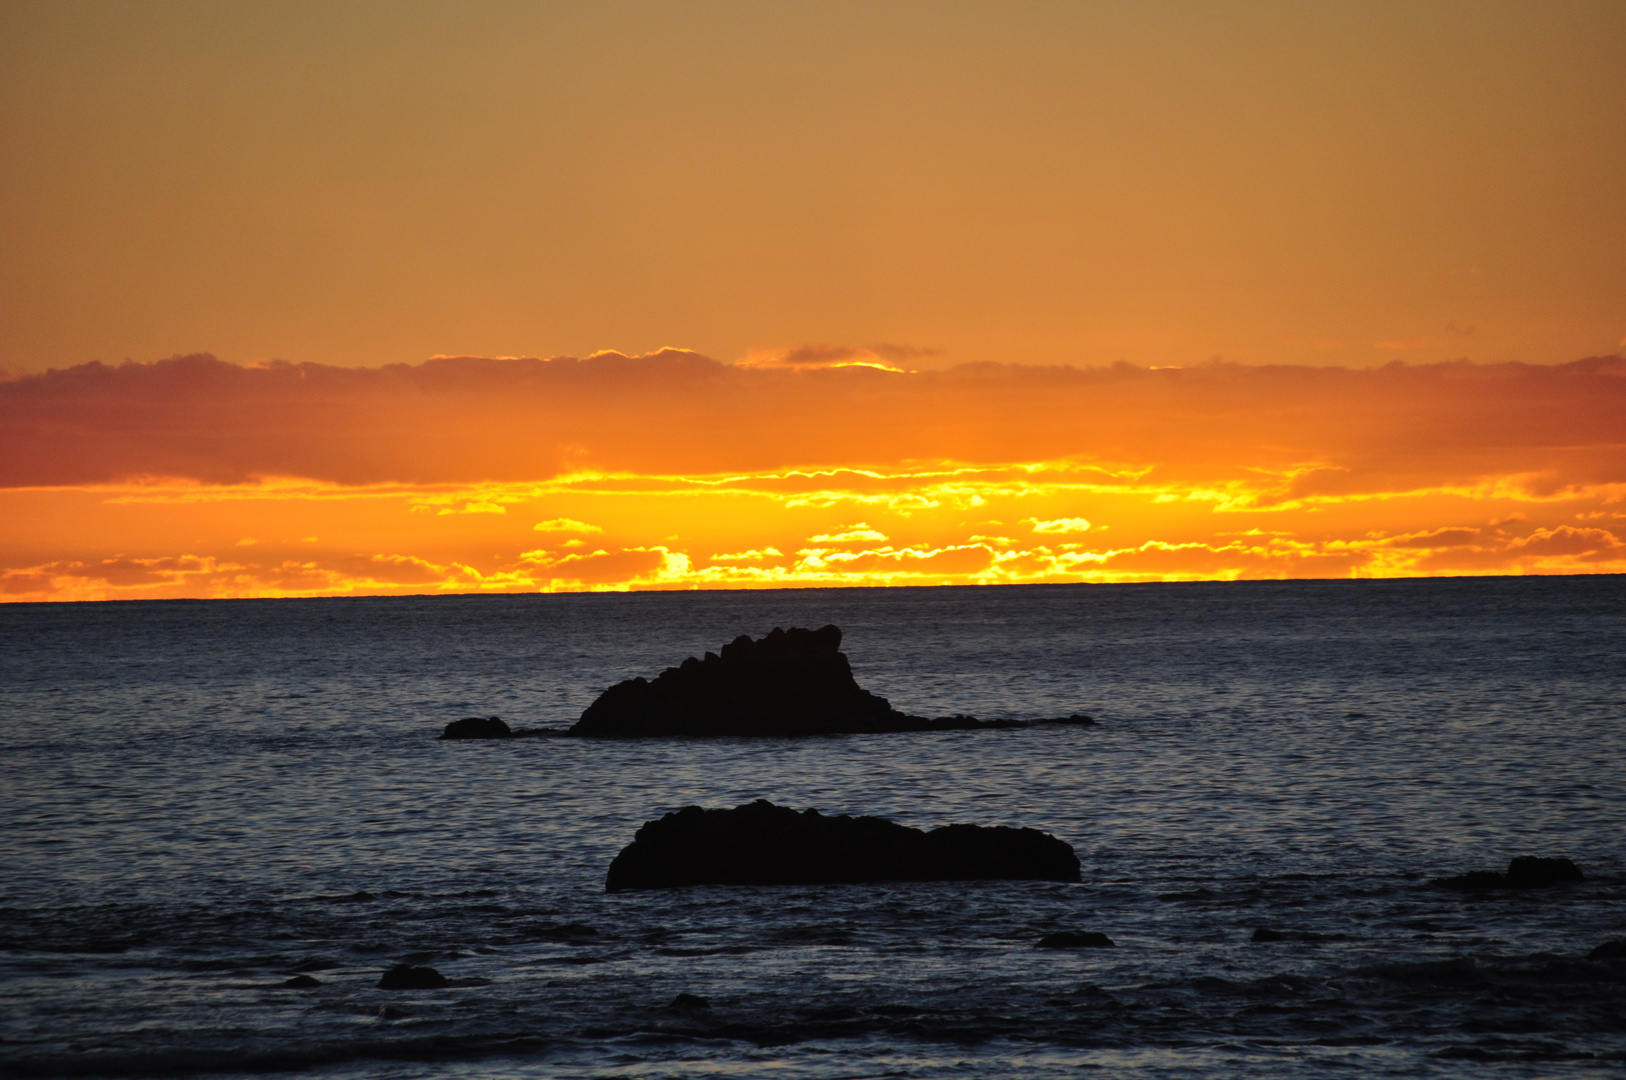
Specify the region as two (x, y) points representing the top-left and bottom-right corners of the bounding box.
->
(1434, 855), (1584, 891)
(604, 799), (1081, 891)
(569, 625), (1093, 737)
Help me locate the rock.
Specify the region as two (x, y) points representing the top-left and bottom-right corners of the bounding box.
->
(1156, 888), (1215, 902)
(670, 992), (711, 1009)
(378, 963), (448, 990)
(1361, 958), (1485, 986)
(569, 625), (1094, 737)
(439, 716), (512, 740)
(1251, 927), (1337, 943)
(1587, 939), (1626, 961)
(605, 799), (1080, 891)
(1434, 856), (1584, 891)
(1505, 856), (1584, 887)
(1031, 714), (1096, 726)
(1037, 931), (1114, 948)
(572, 626), (905, 737)
(377, 1005), (408, 1020)
(1434, 870), (1506, 891)
(281, 975), (321, 988)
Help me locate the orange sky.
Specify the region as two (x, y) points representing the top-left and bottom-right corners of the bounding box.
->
(3, 352), (1622, 599)
(2, 3), (1623, 600)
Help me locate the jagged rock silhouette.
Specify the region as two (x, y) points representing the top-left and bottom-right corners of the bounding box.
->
(570, 624), (1094, 737)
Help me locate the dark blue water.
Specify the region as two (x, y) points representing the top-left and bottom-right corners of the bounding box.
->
(2, 577), (1623, 1078)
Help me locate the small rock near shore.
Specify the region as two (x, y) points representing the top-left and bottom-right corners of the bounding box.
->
(670, 992), (711, 1009)
(378, 963), (448, 990)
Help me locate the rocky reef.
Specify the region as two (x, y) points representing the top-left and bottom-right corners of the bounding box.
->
(1433, 855), (1585, 891)
(568, 625), (1094, 738)
(604, 799), (1081, 891)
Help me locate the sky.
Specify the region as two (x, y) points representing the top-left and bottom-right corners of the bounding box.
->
(2, 1), (1623, 600)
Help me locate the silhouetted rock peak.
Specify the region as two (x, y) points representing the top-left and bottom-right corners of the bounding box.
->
(435, 626), (1098, 739)
(604, 799), (1081, 891)
(571, 625), (904, 737)
(1434, 855), (1584, 891)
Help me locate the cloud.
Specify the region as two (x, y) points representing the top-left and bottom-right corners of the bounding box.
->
(1, 352), (1623, 514)
(869, 342), (944, 363)
(808, 525), (889, 543)
(782, 344), (873, 367)
(711, 547), (783, 561)
(735, 344), (906, 371)
(5, 470), (1624, 602)
(533, 517), (603, 533)
(1029, 517), (1091, 534)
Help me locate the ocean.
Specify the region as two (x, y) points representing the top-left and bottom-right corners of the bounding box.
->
(1, 576), (1623, 1078)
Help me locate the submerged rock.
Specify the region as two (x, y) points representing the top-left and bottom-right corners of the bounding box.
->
(1251, 927), (1337, 943)
(1588, 939), (1626, 961)
(669, 992), (711, 1009)
(570, 625), (1093, 737)
(1434, 856), (1584, 891)
(440, 716), (512, 740)
(280, 974), (321, 988)
(288, 958), (335, 972)
(1037, 931), (1114, 948)
(378, 963), (448, 990)
(1505, 856), (1585, 887)
(605, 799), (1080, 891)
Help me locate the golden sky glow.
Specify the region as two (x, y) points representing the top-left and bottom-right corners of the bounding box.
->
(2, 353), (1622, 600)
(2, 3), (1623, 599)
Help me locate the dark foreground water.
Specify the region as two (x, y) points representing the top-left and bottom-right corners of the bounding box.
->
(2, 577), (1624, 1079)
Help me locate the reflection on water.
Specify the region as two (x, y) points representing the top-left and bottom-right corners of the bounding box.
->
(1, 577), (1623, 1077)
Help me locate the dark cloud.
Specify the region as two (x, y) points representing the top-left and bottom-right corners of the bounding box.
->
(780, 344), (871, 366)
(869, 342), (944, 362)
